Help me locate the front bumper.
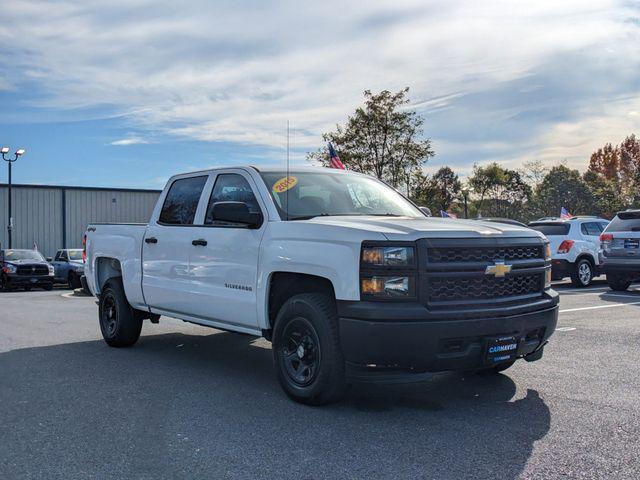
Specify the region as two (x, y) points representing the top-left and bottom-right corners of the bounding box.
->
(337, 299), (558, 379)
(3, 273), (54, 287)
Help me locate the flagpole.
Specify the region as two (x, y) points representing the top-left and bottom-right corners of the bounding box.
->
(286, 120), (290, 221)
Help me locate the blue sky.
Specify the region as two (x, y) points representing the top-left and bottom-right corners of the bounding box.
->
(0, 0), (639, 189)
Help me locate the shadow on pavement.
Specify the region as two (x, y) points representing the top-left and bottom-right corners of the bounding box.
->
(0, 332), (550, 479)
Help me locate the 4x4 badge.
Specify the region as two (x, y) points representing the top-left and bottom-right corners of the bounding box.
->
(485, 261), (512, 277)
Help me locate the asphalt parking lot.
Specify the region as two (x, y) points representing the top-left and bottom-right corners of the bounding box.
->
(1, 281), (639, 479)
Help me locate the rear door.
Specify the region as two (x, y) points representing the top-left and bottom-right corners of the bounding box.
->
(580, 221), (603, 261)
(182, 170), (267, 329)
(142, 174), (209, 315)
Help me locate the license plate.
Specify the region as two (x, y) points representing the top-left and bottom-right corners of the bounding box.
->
(485, 336), (519, 364)
(624, 239), (639, 249)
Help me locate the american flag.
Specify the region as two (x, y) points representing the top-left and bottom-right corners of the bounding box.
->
(328, 143), (346, 170)
(560, 207), (573, 219)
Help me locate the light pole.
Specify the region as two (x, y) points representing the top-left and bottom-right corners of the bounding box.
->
(2, 147), (26, 248)
(462, 187), (469, 219)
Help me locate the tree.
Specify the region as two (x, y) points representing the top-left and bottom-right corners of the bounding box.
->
(588, 143), (619, 182)
(619, 134), (640, 206)
(583, 171), (624, 218)
(467, 162), (531, 220)
(307, 88), (434, 196)
(520, 159), (549, 189)
(413, 166), (461, 213)
(534, 165), (594, 217)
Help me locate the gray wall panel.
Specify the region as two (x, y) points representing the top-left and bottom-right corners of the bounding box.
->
(0, 185), (159, 257)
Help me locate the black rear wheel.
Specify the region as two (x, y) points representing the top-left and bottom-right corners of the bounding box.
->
(99, 278), (142, 347)
(571, 259), (593, 287)
(273, 293), (347, 405)
(68, 271), (81, 289)
(607, 273), (632, 292)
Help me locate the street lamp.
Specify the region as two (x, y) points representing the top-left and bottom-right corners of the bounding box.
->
(2, 147), (26, 248)
(461, 187), (470, 219)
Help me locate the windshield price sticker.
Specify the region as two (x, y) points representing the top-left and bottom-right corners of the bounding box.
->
(273, 176), (298, 194)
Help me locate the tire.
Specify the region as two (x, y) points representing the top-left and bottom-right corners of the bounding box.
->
(0, 274), (11, 292)
(478, 360), (516, 375)
(272, 293), (347, 405)
(607, 274), (632, 292)
(98, 278), (142, 347)
(571, 258), (593, 288)
(68, 271), (81, 289)
(43, 283), (53, 291)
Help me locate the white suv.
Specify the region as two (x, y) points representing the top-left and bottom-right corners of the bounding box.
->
(528, 217), (609, 287)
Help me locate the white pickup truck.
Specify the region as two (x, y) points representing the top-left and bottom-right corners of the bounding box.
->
(84, 166), (558, 404)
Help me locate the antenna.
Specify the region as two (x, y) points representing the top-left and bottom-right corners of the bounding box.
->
(286, 120), (290, 221)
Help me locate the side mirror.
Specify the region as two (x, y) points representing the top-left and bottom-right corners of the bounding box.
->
(211, 201), (263, 229)
(419, 206), (432, 217)
(46, 257), (53, 262)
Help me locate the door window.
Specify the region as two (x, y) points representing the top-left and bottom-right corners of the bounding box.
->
(159, 176), (208, 225)
(54, 251), (62, 261)
(205, 174), (260, 225)
(59, 250), (69, 261)
(581, 222), (601, 236)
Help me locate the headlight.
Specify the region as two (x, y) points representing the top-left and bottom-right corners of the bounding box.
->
(361, 276), (415, 298)
(3, 264), (17, 274)
(361, 246), (415, 267)
(544, 242), (552, 261)
(48, 265), (55, 275)
(545, 269), (552, 289)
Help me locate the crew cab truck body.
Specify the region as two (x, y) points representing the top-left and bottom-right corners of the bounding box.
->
(85, 166), (559, 404)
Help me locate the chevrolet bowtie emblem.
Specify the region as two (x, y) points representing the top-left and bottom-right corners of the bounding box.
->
(485, 261), (512, 277)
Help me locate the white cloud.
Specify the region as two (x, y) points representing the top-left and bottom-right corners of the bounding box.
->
(0, 0), (639, 168)
(109, 136), (148, 146)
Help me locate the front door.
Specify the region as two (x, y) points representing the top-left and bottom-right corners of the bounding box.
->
(183, 171), (266, 329)
(142, 174), (209, 314)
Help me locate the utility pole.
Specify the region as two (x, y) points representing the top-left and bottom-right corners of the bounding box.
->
(2, 147), (26, 248)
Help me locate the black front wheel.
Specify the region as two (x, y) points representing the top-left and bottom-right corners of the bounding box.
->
(273, 293), (347, 405)
(99, 278), (142, 347)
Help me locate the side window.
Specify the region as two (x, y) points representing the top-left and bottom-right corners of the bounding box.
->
(59, 251), (68, 261)
(159, 176), (208, 225)
(54, 251), (62, 261)
(598, 222), (609, 233)
(205, 174), (260, 224)
(581, 222), (600, 236)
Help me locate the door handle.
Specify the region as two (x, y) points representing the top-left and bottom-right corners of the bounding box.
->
(192, 239), (208, 246)
(145, 237), (158, 244)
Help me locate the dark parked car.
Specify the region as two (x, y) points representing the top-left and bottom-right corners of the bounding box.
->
(51, 248), (84, 288)
(0, 249), (55, 291)
(600, 209), (640, 291)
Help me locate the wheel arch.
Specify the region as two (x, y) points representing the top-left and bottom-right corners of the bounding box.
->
(575, 253), (596, 268)
(265, 272), (337, 336)
(94, 256), (123, 293)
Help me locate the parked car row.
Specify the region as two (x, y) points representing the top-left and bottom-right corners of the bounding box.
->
(0, 248), (84, 291)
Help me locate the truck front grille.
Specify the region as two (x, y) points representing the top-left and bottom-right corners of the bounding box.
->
(427, 245), (543, 263)
(16, 264), (49, 276)
(428, 273), (543, 303)
(418, 238), (548, 310)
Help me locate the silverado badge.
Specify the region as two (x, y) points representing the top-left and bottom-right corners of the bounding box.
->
(485, 261), (512, 277)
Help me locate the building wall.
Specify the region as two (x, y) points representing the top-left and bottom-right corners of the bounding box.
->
(0, 185), (160, 258)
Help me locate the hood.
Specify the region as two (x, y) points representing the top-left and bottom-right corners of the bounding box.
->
(5, 258), (49, 265)
(303, 216), (544, 241)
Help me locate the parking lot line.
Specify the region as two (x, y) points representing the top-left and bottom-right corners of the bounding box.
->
(560, 301), (640, 313)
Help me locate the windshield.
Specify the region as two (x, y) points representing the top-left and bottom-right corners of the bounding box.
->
(259, 171), (423, 220)
(605, 212), (640, 232)
(3, 250), (46, 262)
(68, 250), (83, 261)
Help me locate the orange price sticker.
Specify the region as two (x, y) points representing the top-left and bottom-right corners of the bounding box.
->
(272, 176), (298, 194)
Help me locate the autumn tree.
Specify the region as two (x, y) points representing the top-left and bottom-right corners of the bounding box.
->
(534, 165), (594, 217)
(307, 88), (434, 196)
(467, 162), (531, 220)
(413, 166), (461, 213)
